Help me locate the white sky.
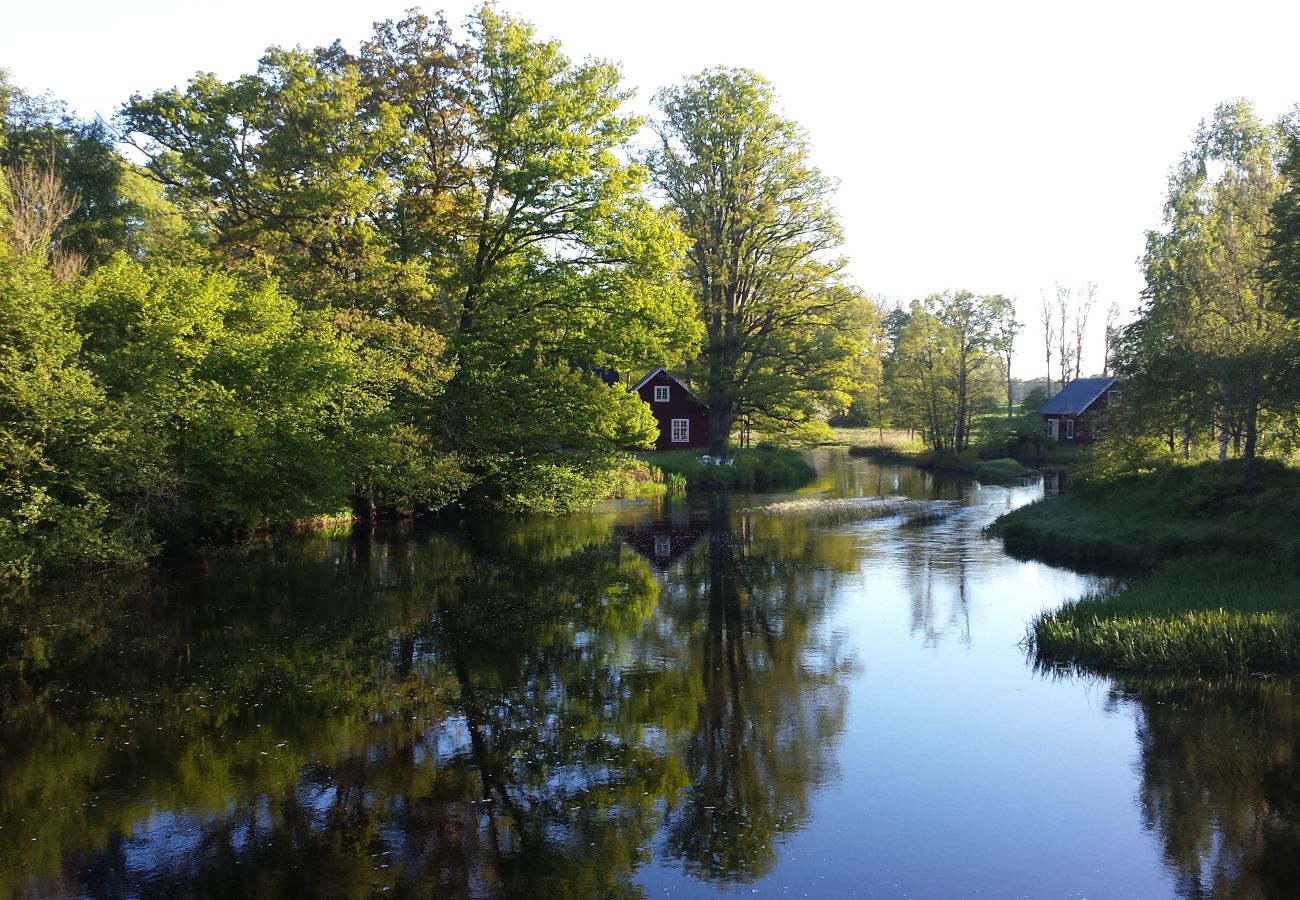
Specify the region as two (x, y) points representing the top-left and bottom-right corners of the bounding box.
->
(6, 0), (1300, 377)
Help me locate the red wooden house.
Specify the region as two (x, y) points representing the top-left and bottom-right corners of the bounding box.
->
(633, 368), (710, 451)
(1040, 377), (1121, 444)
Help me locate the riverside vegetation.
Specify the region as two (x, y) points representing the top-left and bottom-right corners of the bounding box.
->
(0, 9), (881, 582)
(989, 100), (1300, 675)
(994, 461), (1300, 673)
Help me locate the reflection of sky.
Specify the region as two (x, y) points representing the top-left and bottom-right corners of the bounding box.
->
(122, 809), (204, 878)
(635, 452), (1172, 898)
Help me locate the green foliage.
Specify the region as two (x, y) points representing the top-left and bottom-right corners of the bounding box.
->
(886, 292), (1005, 454)
(975, 406), (1056, 462)
(1120, 100), (1291, 465)
(603, 457), (684, 500)
(2, 87), (138, 266)
(650, 68), (870, 454)
(0, 251), (147, 578)
(996, 459), (1300, 672)
(75, 256), (359, 536)
(972, 457), (1031, 482)
(1031, 556), (1300, 673)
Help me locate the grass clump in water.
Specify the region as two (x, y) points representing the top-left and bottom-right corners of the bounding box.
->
(997, 459), (1300, 674)
(849, 445), (1035, 483)
(745, 496), (959, 526)
(1031, 556), (1300, 674)
(648, 445), (815, 490)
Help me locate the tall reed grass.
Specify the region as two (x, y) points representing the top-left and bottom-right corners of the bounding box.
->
(745, 496), (959, 526)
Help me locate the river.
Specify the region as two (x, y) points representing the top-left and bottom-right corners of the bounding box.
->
(1, 449), (1297, 898)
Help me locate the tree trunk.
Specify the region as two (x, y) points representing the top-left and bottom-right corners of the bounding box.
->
(351, 491), (376, 523)
(1218, 387), (1231, 463)
(1242, 368), (1260, 470)
(1005, 354), (1014, 419)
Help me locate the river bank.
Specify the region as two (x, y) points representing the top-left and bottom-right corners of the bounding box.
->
(990, 460), (1300, 673)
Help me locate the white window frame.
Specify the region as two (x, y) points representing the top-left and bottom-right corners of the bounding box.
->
(1065, 419), (1075, 440)
(653, 385), (670, 403)
(671, 418), (689, 443)
(1049, 419), (1059, 439)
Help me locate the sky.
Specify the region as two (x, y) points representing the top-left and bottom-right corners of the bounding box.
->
(5, 0), (1300, 377)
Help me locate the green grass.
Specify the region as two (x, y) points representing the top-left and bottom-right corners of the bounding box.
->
(1031, 556), (1300, 674)
(974, 457), (1032, 483)
(603, 458), (685, 500)
(992, 459), (1300, 674)
(826, 427), (918, 448)
(648, 445), (816, 490)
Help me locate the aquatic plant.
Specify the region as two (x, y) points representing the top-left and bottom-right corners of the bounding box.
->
(744, 496), (959, 527)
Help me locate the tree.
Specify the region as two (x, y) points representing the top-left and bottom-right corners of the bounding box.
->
(1126, 100), (1288, 467)
(429, 8), (699, 506)
(0, 247), (143, 579)
(1054, 282), (1075, 388)
(1039, 291), (1055, 395)
(988, 294), (1020, 418)
(121, 10), (699, 513)
(887, 291), (1002, 453)
(650, 67), (864, 456)
(1102, 300), (1122, 377)
(1072, 281), (1096, 380)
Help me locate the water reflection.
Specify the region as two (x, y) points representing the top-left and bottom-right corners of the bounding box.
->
(6, 454), (1300, 898)
(655, 498), (852, 883)
(0, 495), (850, 897)
(1111, 676), (1300, 900)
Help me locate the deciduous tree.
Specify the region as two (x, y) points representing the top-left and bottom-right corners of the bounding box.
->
(649, 67), (864, 455)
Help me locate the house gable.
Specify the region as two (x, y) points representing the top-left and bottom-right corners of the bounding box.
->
(633, 368), (709, 451)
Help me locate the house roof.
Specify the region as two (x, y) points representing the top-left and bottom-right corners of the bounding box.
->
(632, 367), (701, 400)
(1041, 377), (1119, 415)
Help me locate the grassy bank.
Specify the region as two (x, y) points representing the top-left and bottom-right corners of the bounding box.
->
(648, 445), (816, 490)
(992, 460), (1300, 673)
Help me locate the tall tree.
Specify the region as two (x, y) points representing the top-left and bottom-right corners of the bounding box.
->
(1054, 282), (1075, 387)
(988, 294), (1020, 418)
(1128, 100), (1288, 467)
(429, 8), (699, 506)
(1039, 291), (1055, 395)
(650, 67), (863, 456)
(1102, 299), (1122, 377)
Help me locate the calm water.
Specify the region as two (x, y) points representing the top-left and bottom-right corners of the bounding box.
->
(2, 449), (1298, 898)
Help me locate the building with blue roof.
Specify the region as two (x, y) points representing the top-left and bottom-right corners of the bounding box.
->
(1040, 377), (1120, 443)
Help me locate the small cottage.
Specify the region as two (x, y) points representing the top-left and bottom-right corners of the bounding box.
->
(1040, 377), (1121, 444)
(633, 368), (710, 450)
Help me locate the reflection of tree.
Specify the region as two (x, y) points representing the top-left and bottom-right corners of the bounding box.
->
(0, 517), (689, 898)
(1113, 677), (1300, 900)
(897, 519), (974, 648)
(660, 497), (853, 883)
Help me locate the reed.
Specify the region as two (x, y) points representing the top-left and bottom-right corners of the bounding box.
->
(745, 496), (959, 526)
